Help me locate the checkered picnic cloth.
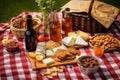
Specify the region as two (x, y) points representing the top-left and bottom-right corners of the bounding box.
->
(0, 11), (120, 80)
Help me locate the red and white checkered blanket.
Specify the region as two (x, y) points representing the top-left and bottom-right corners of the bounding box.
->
(0, 11), (120, 80)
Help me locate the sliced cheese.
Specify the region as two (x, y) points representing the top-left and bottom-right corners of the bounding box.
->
(76, 30), (89, 41)
(35, 42), (46, 57)
(68, 38), (76, 46)
(62, 36), (72, 45)
(68, 32), (77, 38)
(52, 44), (67, 52)
(42, 58), (55, 65)
(62, 36), (76, 46)
(46, 49), (55, 57)
(75, 36), (88, 46)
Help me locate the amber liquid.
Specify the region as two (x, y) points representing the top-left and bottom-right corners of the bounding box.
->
(62, 16), (72, 38)
(49, 21), (62, 44)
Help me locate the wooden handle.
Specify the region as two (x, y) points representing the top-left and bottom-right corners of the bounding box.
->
(88, 0), (94, 17)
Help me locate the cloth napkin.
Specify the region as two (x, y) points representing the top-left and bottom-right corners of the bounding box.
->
(0, 23), (9, 33)
(91, 1), (119, 28)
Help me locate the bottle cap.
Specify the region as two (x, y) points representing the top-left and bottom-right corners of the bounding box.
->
(65, 8), (70, 11)
(27, 15), (32, 19)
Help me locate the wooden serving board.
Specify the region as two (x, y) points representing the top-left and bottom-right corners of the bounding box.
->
(36, 58), (77, 69)
(27, 56), (36, 70)
(27, 55), (77, 70)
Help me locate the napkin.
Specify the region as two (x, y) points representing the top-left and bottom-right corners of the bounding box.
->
(91, 1), (119, 28)
(0, 23), (9, 33)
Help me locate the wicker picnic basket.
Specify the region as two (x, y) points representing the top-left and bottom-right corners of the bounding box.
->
(71, 0), (108, 33)
(10, 18), (41, 38)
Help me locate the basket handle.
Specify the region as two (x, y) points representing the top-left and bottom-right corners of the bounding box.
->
(88, 0), (94, 17)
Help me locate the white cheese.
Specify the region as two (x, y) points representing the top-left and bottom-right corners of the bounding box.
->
(62, 36), (76, 46)
(42, 58), (55, 65)
(46, 49), (55, 57)
(62, 36), (72, 45)
(75, 36), (88, 46)
(35, 42), (46, 57)
(52, 44), (67, 52)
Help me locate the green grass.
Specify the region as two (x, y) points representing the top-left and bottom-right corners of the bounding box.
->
(0, 0), (69, 23)
(100, 0), (120, 8)
(0, 0), (120, 23)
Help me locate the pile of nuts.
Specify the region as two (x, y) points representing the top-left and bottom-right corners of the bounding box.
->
(40, 67), (63, 79)
(89, 34), (120, 51)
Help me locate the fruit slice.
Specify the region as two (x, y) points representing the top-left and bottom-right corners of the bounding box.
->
(28, 52), (36, 59)
(36, 55), (44, 62)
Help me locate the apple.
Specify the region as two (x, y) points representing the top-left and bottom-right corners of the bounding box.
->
(37, 35), (45, 42)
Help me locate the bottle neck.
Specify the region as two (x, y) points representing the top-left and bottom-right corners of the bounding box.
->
(50, 10), (58, 22)
(64, 11), (71, 18)
(26, 17), (33, 30)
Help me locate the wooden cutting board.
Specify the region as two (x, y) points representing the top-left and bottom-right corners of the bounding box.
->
(27, 55), (77, 70)
(27, 55), (36, 70)
(36, 58), (77, 69)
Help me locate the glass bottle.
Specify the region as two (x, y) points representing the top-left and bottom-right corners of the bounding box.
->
(49, 10), (62, 44)
(62, 8), (72, 38)
(25, 15), (37, 51)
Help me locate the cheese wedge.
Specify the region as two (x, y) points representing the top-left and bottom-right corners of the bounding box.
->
(46, 49), (55, 57)
(68, 32), (77, 38)
(52, 44), (67, 53)
(76, 30), (89, 41)
(75, 36), (88, 46)
(62, 36), (76, 46)
(42, 58), (55, 65)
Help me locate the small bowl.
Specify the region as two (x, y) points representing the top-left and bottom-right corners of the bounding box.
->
(77, 55), (100, 75)
(2, 39), (19, 52)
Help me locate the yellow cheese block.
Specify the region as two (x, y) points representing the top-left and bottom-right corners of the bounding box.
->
(76, 30), (89, 41)
(68, 32), (77, 38)
(68, 38), (76, 46)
